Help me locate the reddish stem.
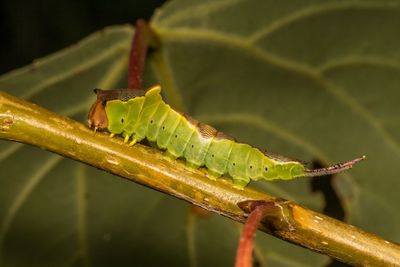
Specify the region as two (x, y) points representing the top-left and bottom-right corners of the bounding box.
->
(235, 201), (276, 267)
(128, 19), (155, 89)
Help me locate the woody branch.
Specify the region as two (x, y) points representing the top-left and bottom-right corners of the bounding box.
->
(0, 91), (399, 266)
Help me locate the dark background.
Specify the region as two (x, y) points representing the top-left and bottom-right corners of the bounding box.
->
(0, 0), (165, 74)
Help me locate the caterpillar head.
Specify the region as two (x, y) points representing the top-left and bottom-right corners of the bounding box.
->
(88, 89), (115, 131)
(88, 90), (108, 131)
(88, 88), (147, 131)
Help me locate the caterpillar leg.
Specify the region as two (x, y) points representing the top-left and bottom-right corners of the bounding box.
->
(123, 133), (130, 143)
(207, 170), (222, 181)
(129, 137), (137, 146)
(165, 150), (178, 160)
(232, 176), (250, 189)
(186, 162), (200, 169)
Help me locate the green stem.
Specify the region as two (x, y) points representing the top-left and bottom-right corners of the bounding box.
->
(0, 91), (399, 267)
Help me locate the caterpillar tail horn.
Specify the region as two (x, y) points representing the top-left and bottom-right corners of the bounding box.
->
(304, 155), (366, 177)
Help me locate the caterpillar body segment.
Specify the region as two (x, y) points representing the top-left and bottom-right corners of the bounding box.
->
(88, 85), (365, 188)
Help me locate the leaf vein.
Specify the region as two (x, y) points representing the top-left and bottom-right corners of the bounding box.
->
(151, 51), (186, 111)
(21, 44), (129, 100)
(319, 56), (400, 74)
(76, 165), (90, 267)
(152, 0), (246, 27)
(155, 28), (400, 159)
(0, 155), (63, 254)
(248, 1), (400, 44)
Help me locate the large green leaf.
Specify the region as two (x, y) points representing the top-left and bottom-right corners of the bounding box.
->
(151, 0), (400, 240)
(0, 0), (399, 266)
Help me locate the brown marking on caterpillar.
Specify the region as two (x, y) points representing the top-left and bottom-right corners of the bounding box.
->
(182, 113), (234, 141)
(216, 131), (236, 141)
(182, 112), (235, 141)
(182, 113), (200, 127)
(262, 149), (305, 164)
(198, 122), (217, 138)
(94, 88), (146, 102)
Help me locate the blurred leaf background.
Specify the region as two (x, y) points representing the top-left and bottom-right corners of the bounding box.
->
(1, 1), (399, 266)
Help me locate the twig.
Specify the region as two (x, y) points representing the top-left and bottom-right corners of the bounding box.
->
(0, 91), (399, 266)
(128, 19), (158, 89)
(235, 201), (277, 267)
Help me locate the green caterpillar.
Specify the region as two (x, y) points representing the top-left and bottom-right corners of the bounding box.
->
(88, 85), (365, 188)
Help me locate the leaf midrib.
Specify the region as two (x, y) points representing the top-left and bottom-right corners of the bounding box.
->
(152, 0), (400, 43)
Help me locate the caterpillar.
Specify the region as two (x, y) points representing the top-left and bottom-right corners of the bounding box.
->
(88, 85), (365, 188)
